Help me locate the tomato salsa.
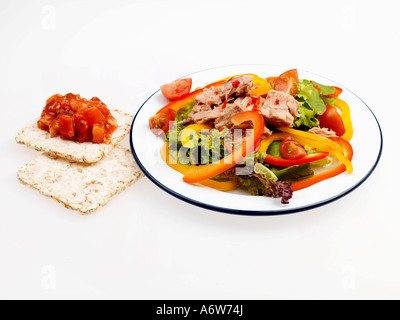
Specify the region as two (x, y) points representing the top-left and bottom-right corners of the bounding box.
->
(37, 93), (118, 144)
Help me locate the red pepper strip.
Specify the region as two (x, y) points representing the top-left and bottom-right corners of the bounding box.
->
(182, 111), (265, 184)
(314, 85), (343, 98)
(291, 137), (353, 191)
(156, 80), (226, 115)
(264, 152), (329, 167)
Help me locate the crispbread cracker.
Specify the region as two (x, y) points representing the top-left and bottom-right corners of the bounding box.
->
(17, 145), (144, 214)
(15, 109), (133, 164)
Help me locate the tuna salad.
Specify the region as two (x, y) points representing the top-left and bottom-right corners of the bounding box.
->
(149, 69), (354, 205)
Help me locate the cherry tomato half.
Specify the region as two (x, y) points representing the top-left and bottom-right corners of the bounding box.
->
(149, 108), (176, 136)
(160, 78), (192, 101)
(280, 137), (307, 160)
(274, 69), (299, 97)
(319, 104), (346, 136)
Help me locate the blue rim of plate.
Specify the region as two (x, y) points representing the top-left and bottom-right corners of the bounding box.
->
(130, 65), (383, 216)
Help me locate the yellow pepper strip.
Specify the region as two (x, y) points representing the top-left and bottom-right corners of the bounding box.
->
(277, 127), (343, 153)
(336, 99), (354, 142)
(160, 143), (239, 192)
(259, 132), (353, 173)
(220, 73), (272, 96)
(259, 133), (292, 153)
(292, 136), (353, 173)
(259, 133), (318, 154)
(181, 124), (213, 148)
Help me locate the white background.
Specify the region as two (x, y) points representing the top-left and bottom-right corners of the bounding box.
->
(0, 0), (398, 299)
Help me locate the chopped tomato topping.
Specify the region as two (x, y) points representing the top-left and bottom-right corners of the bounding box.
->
(92, 123), (105, 144)
(37, 93), (118, 144)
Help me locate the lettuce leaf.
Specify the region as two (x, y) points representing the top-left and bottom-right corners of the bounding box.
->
(270, 163), (314, 182)
(175, 101), (195, 123)
(322, 96), (338, 107)
(294, 79), (327, 130)
(311, 81), (336, 96)
(267, 141), (283, 158)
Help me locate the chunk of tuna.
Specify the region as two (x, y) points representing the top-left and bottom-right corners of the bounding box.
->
(224, 75), (254, 101)
(259, 90), (300, 127)
(187, 103), (223, 124)
(309, 127), (337, 138)
(214, 96), (253, 130)
(194, 86), (224, 108)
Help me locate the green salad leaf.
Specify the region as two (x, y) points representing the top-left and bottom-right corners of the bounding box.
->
(166, 125), (230, 165)
(294, 79), (327, 130)
(237, 175), (266, 196)
(270, 163), (314, 182)
(311, 81), (336, 96)
(267, 141), (283, 158)
(175, 101), (195, 123)
(322, 96), (338, 107)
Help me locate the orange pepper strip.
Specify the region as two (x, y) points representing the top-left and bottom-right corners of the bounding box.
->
(291, 137), (354, 191)
(182, 111), (265, 184)
(160, 143), (238, 192)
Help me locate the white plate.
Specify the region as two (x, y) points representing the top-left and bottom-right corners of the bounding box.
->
(130, 65), (383, 215)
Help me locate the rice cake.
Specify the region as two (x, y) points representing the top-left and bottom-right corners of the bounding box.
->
(15, 109), (133, 164)
(17, 145), (144, 214)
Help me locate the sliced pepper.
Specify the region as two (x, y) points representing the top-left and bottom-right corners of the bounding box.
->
(180, 124), (213, 148)
(259, 132), (353, 173)
(250, 74), (273, 96)
(291, 137), (353, 191)
(160, 142), (238, 192)
(182, 111), (265, 184)
(290, 135), (352, 173)
(277, 127), (343, 152)
(259, 132), (292, 153)
(264, 152), (329, 167)
(336, 99), (353, 142)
